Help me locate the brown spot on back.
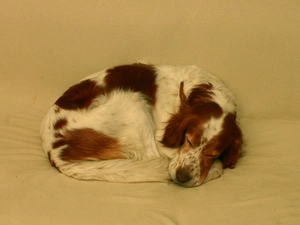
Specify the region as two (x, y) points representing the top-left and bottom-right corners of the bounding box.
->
(55, 80), (104, 110)
(52, 128), (124, 161)
(53, 118), (68, 130)
(104, 63), (157, 105)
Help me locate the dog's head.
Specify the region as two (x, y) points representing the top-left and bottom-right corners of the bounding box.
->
(162, 82), (242, 187)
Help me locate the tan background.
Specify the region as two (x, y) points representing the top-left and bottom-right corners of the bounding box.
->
(1, 1), (300, 225)
(1, 0), (299, 118)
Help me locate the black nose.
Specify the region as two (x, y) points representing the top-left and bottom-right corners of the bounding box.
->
(176, 168), (191, 183)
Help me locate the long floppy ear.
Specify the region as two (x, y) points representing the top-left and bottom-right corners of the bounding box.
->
(161, 112), (190, 148)
(202, 113), (243, 169)
(219, 135), (242, 168)
(219, 115), (243, 168)
(161, 81), (190, 148)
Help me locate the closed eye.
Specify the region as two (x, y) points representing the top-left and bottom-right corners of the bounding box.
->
(186, 137), (194, 148)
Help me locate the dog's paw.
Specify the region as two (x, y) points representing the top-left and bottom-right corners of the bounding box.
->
(203, 160), (223, 184)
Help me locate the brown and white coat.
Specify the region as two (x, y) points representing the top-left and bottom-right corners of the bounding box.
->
(40, 63), (243, 187)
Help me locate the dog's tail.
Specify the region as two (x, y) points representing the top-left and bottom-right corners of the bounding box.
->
(56, 157), (171, 183)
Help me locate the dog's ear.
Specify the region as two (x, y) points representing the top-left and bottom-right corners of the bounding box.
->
(161, 111), (191, 148)
(219, 115), (243, 168)
(219, 136), (242, 168)
(202, 113), (243, 168)
(161, 82), (191, 148)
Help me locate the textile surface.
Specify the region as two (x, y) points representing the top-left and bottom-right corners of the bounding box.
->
(1, 1), (299, 224)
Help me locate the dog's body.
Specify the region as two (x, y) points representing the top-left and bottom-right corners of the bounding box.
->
(40, 64), (242, 187)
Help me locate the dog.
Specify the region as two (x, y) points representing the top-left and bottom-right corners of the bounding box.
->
(40, 63), (243, 187)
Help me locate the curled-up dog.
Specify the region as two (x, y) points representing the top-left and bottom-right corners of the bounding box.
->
(40, 63), (243, 187)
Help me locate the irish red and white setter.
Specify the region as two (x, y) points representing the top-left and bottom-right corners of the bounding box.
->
(40, 63), (243, 187)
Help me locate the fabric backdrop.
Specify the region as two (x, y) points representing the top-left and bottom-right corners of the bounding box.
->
(1, 1), (299, 224)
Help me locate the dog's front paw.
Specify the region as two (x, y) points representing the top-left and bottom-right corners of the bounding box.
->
(203, 160), (223, 184)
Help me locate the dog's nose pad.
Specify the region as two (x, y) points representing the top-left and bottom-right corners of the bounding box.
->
(176, 168), (191, 183)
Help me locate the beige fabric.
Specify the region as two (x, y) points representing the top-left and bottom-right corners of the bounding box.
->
(1, 1), (299, 224)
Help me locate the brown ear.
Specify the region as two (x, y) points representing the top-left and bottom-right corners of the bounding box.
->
(219, 114), (243, 168)
(219, 136), (242, 168)
(161, 111), (190, 148)
(161, 82), (190, 148)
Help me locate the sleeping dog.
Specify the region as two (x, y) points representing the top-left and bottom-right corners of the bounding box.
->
(40, 63), (243, 187)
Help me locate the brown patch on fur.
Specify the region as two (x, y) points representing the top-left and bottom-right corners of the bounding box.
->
(187, 83), (214, 106)
(216, 113), (243, 169)
(161, 102), (223, 148)
(104, 63), (157, 105)
(55, 80), (104, 110)
(53, 118), (68, 130)
(52, 128), (124, 161)
(52, 138), (66, 149)
(199, 154), (215, 183)
(162, 82), (220, 148)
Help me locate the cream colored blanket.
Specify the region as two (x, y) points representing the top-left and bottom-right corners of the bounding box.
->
(1, 1), (299, 224)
